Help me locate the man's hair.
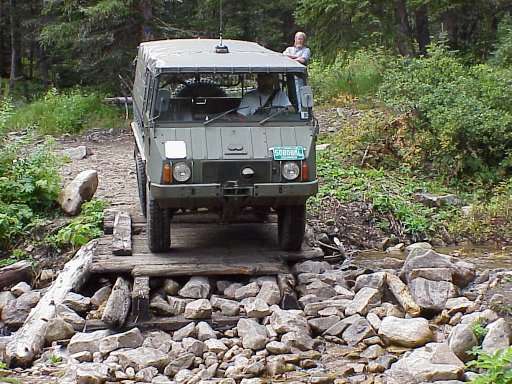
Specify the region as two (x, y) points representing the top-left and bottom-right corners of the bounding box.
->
(295, 31), (307, 40)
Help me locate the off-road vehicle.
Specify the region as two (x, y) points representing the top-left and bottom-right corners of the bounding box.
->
(132, 39), (318, 252)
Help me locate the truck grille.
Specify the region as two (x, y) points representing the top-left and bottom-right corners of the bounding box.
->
(202, 161), (271, 185)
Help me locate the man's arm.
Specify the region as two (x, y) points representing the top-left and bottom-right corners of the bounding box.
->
(283, 46), (297, 59)
(294, 47), (311, 65)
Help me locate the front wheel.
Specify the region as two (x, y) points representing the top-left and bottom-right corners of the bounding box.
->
(146, 184), (171, 252)
(278, 205), (306, 251)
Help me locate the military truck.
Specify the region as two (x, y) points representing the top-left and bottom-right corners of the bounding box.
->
(132, 39), (318, 253)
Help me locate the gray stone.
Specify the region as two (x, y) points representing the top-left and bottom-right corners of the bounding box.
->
(150, 295), (176, 316)
(244, 297), (270, 318)
(445, 297), (473, 315)
(58, 170), (98, 216)
(482, 318), (511, 354)
(304, 299), (351, 316)
(173, 322), (196, 341)
(56, 304), (85, 329)
(292, 260), (332, 274)
(63, 146), (88, 160)
(75, 362), (110, 384)
(68, 330), (112, 354)
(163, 278), (180, 296)
(63, 292), (91, 313)
(204, 339), (227, 353)
(281, 331), (315, 351)
(70, 351), (93, 363)
(237, 318), (268, 350)
(143, 330), (173, 353)
(197, 321), (217, 341)
(182, 337), (205, 356)
(179, 276), (211, 299)
(379, 316), (433, 348)
(334, 285), (355, 299)
(116, 347), (171, 371)
(224, 283), (243, 299)
(406, 242), (433, 254)
(270, 308), (309, 334)
(210, 296), (240, 316)
(2, 291), (41, 327)
(308, 315), (341, 334)
(10, 282), (31, 297)
(353, 272), (386, 293)
(447, 323), (478, 362)
(265, 341), (290, 354)
(167, 296), (190, 315)
(345, 287), (381, 316)
(99, 328), (144, 354)
(256, 280), (280, 305)
(409, 268), (453, 282)
(414, 193), (461, 208)
(460, 309), (499, 326)
(299, 280), (337, 300)
(361, 344), (386, 359)
(184, 299), (212, 319)
(163, 352), (194, 376)
(409, 278), (459, 313)
(91, 286), (112, 309)
(135, 366), (159, 382)
(0, 291), (15, 311)
(234, 282), (260, 300)
(342, 316), (376, 345)
(366, 312), (381, 331)
(44, 318), (75, 344)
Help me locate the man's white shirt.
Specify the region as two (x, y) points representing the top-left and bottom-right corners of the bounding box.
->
(238, 89), (291, 116)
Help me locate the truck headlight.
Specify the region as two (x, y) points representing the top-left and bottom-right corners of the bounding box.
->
(173, 162), (191, 182)
(282, 162), (300, 181)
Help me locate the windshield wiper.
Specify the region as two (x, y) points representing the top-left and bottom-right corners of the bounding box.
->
(204, 106), (249, 126)
(258, 107), (288, 126)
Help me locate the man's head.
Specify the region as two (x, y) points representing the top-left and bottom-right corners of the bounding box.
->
(256, 74), (278, 93)
(294, 32), (307, 48)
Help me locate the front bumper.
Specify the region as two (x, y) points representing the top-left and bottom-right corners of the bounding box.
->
(150, 180), (318, 200)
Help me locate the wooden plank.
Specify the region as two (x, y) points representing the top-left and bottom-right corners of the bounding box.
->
(0, 261), (33, 289)
(5, 241), (95, 367)
(85, 313), (240, 332)
(103, 208), (118, 235)
(101, 277), (131, 328)
(112, 211), (132, 256)
(131, 276), (150, 322)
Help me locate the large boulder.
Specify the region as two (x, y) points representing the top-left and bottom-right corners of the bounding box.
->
(58, 170), (98, 216)
(447, 323), (478, 362)
(99, 328), (144, 354)
(379, 316), (433, 348)
(482, 318), (511, 354)
(237, 318), (268, 350)
(408, 277), (459, 313)
(68, 330), (112, 354)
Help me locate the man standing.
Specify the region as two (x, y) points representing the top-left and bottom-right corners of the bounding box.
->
(283, 32), (311, 65)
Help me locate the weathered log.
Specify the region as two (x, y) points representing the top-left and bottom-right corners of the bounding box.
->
(131, 276), (150, 322)
(385, 272), (421, 317)
(0, 260), (33, 289)
(5, 241), (95, 367)
(103, 208), (118, 235)
(112, 211), (132, 256)
(101, 276), (131, 328)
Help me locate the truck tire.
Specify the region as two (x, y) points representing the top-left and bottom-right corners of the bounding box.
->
(134, 147), (147, 217)
(146, 184), (171, 252)
(278, 204), (306, 251)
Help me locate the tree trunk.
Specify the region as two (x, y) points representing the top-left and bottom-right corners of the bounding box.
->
(415, 4), (430, 55)
(394, 0), (414, 57)
(0, 0), (10, 77)
(139, 0), (153, 41)
(8, 0), (20, 92)
(441, 10), (458, 48)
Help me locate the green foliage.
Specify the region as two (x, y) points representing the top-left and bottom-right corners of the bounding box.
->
(0, 138), (63, 249)
(3, 88), (123, 135)
(378, 44), (512, 179)
(0, 361), (6, 369)
(309, 49), (392, 103)
(48, 199), (106, 249)
(0, 249), (32, 268)
(47, 355), (62, 365)
(472, 320), (489, 341)
(490, 15), (512, 67)
(0, 98), (14, 135)
(467, 347), (512, 384)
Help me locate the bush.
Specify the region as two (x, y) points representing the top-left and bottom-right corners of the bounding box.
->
(467, 347), (512, 384)
(0, 138), (63, 249)
(490, 15), (512, 67)
(378, 45), (512, 180)
(309, 48), (392, 103)
(2, 88), (123, 135)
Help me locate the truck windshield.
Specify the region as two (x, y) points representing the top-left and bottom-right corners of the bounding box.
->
(153, 73), (309, 124)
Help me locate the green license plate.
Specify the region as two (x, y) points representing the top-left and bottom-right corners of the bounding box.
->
(273, 146), (305, 161)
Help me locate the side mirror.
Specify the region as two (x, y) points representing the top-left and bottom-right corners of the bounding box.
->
(300, 86), (314, 108)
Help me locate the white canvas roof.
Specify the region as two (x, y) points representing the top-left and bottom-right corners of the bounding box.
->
(139, 39), (307, 74)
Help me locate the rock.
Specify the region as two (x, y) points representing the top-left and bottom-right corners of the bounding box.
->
(266, 355), (296, 376)
(244, 298), (270, 318)
(281, 331), (315, 351)
(91, 286), (112, 309)
(292, 260), (332, 274)
(179, 276), (211, 299)
(234, 282), (260, 300)
(409, 277), (459, 313)
(385, 273), (421, 317)
(361, 344), (386, 359)
(173, 322), (196, 341)
(482, 318), (511, 354)
(2, 291), (41, 327)
(75, 362), (110, 384)
(368, 355), (397, 373)
(116, 347), (170, 371)
(63, 146), (88, 160)
(334, 285), (355, 299)
(445, 297), (473, 315)
(68, 330), (112, 354)
(299, 280), (337, 300)
(136, 366), (159, 382)
(308, 315), (341, 334)
(387, 243), (405, 253)
(204, 339), (227, 353)
(345, 287), (381, 316)
(224, 283), (243, 299)
(63, 292), (91, 313)
(342, 316), (376, 345)
(303, 299), (351, 317)
(409, 268), (453, 282)
(167, 296), (190, 315)
(406, 242), (433, 254)
(197, 321), (216, 341)
(44, 318), (75, 344)
(379, 316), (433, 348)
(152, 375), (174, 384)
(354, 272), (386, 293)
(184, 299), (212, 319)
(266, 341), (290, 354)
(10, 281), (31, 297)
(182, 337), (205, 356)
(211, 296), (240, 316)
(0, 291), (15, 311)
(99, 328), (144, 354)
(237, 318), (268, 350)
(143, 330), (173, 353)
(460, 309), (498, 325)
(58, 170), (99, 216)
(447, 323), (478, 362)
(270, 308), (309, 334)
(256, 280), (281, 305)
(163, 279), (180, 296)
(414, 193), (461, 208)
(150, 295), (176, 316)
(56, 304), (85, 329)
(70, 351), (92, 363)
(366, 312), (381, 331)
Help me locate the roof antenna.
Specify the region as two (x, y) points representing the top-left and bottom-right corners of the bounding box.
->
(215, 0), (229, 53)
